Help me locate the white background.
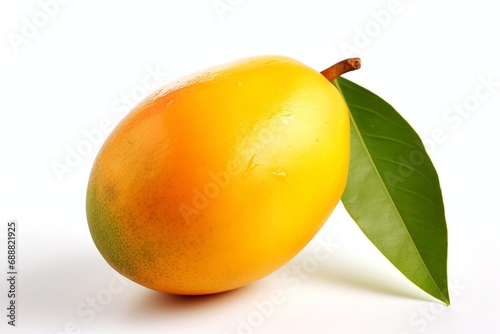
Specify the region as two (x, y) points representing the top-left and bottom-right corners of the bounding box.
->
(1, 0), (499, 333)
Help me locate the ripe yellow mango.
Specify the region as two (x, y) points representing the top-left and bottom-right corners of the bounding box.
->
(86, 55), (350, 295)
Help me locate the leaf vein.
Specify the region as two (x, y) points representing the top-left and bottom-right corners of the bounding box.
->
(361, 133), (417, 150)
(349, 103), (407, 129)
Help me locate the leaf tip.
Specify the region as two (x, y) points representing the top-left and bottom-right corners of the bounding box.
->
(436, 287), (451, 306)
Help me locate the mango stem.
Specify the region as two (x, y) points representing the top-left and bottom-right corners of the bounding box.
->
(321, 58), (361, 82)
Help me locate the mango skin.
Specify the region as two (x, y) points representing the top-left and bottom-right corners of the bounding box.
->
(86, 55), (350, 295)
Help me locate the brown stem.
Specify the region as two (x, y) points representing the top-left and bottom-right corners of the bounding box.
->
(320, 58), (361, 82)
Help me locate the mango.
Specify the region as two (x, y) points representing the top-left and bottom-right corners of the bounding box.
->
(86, 55), (352, 295)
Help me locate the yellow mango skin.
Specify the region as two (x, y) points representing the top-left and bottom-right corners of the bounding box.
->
(86, 55), (350, 295)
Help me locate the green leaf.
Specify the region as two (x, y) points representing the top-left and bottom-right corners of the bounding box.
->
(334, 77), (450, 305)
